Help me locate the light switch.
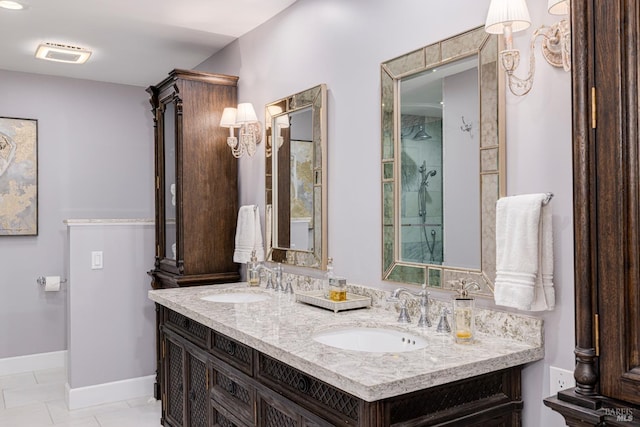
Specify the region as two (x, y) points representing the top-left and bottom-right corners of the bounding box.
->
(91, 251), (103, 270)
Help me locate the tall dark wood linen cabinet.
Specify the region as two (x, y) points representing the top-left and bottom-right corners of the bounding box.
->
(147, 69), (240, 289)
(544, 1), (640, 425)
(147, 70), (240, 403)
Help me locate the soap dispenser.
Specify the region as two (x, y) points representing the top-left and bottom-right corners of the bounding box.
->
(247, 250), (260, 287)
(323, 257), (334, 298)
(452, 280), (480, 343)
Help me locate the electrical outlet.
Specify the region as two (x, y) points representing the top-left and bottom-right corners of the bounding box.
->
(549, 366), (575, 395)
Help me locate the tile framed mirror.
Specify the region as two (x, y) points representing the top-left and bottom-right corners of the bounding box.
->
(381, 27), (505, 296)
(265, 84), (328, 269)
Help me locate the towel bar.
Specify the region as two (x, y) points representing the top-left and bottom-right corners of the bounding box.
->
(543, 192), (554, 205)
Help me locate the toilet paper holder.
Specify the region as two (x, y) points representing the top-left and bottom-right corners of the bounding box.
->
(36, 276), (68, 287)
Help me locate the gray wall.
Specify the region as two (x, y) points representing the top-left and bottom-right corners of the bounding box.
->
(67, 221), (155, 389)
(197, 0), (573, 426)
(0, 69), (154, 359)
(443, 67), (480, 268)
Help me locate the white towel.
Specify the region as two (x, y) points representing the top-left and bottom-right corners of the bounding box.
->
(494, 194), (555, 311)
(233, 205), (265, 264)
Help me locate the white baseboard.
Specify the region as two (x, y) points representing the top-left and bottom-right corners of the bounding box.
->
(0, 350), (66, 376)
(66, 375), (155, 410)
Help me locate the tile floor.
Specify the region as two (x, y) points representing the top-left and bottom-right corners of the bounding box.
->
(0, 368), (162, 426)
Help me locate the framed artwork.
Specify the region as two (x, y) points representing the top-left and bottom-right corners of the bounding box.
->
(0, 117), (38, 236)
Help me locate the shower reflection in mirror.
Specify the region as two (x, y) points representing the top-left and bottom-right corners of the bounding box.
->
(399, 56), (480, 268)
(400, 114), (443, 265)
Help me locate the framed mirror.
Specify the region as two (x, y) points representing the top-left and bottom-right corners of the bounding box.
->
(265, 84), (327, 269)
(381, 27), (505, 296)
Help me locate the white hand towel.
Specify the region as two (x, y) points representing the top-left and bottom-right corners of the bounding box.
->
(233, 205), (265, 264)
(494, 194), (555, 311)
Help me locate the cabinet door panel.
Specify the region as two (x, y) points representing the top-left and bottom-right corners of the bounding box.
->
(165, 335), (185, 427)
(591, 0), (640, 405)
(186, 346), (209, 427)
(162, 99), (178, 263)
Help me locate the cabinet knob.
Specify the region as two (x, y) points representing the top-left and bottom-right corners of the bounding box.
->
(297, 376), (310, 393)
(226, 341), (237, 356)
(227, 382), (238, 398)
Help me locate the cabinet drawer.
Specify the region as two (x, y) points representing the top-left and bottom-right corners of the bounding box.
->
(256, 385), (334, 427)
(210, 330), (253, 375)
(256, 353), (360, 426)
(211, 358), (256, 426)
(210, 399), (250, 427)
(165, 309), (209, 346)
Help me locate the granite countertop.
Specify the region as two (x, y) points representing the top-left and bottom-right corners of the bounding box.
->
(149, 282), (544, 402)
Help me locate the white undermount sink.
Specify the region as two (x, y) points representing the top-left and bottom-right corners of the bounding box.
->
(313, 327), (428, 353)
(200, 292), (270, 303)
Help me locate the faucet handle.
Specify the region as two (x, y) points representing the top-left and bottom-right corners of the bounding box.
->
(284, 278), (294, 294)
(436, 307), (451, 334)
(397, 300), (411, 324)
(265, 272), (274, 290)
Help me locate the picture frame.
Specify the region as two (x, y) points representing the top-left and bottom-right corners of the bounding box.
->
(0, 116), (38, 236)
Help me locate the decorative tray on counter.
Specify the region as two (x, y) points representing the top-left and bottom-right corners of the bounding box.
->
(295, 290), (372, 313)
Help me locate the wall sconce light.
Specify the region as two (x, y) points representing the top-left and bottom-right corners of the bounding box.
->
(219, 103), (262, 158)
(274, 114), (290, 148)
(485, 0), (570, 96)
(265, 106), (290, 158)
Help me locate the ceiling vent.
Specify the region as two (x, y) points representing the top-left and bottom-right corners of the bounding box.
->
(34, 43), (92, 64)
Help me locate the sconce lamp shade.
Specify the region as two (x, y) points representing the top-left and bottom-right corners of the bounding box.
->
(220, 107), (238, 127)
(548, 0), (569, 15)
(275, 114), (290, 129)
(266, 105), (283, 117)
(485, 0), (531, 34)
(235, 103), (258, 124)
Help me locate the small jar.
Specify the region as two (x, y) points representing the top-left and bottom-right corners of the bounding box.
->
(329, 277), (347, 302)
(452, 296), (475, 343)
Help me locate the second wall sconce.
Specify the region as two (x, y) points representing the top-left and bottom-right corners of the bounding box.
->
(264, 105), (290, 158)
(219, 103), (263, 158)
(485, 0), (570, 96)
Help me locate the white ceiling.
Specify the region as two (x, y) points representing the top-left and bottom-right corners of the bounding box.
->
(0, 0), (298, 87)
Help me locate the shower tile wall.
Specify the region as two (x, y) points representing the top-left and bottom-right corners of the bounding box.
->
(400, 116), (443, 264)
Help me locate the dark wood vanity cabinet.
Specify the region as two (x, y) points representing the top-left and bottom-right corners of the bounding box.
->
(157, 306), (524, 427)
(544, 0), (640, 425)
(147, 69), (241, 290)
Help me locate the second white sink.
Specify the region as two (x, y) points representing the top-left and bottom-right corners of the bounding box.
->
(313, 327), (428, 353)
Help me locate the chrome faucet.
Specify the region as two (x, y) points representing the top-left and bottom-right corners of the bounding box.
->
(250, 262), (284, 292)
(387, 287), (431, 326)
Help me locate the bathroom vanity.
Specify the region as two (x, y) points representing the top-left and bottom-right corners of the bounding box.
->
(149, 283), (543, 426)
